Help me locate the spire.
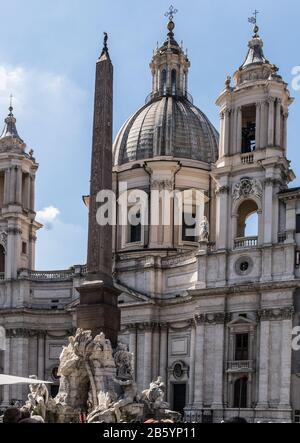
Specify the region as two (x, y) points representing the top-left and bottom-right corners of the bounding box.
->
(0, 98), (23, 142)
(241, 11), (268, 69)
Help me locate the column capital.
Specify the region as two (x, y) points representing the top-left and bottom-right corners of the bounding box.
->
(195, 312), (225, 325)
(215, 185), (230, 196)
(7, 227), (22, 236)
(258, 307), (294, 321)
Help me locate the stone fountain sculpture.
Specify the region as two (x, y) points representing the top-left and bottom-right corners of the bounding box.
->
(42, 328), (180, 423)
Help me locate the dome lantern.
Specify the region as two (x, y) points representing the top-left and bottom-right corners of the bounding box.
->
(149, 7), (190, 101)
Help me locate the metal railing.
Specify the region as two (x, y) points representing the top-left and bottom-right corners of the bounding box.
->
(234, 236), (258, 249)
(227, 360), (254, 372)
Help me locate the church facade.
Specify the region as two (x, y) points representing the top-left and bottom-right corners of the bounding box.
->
(0, 16), (300, 423)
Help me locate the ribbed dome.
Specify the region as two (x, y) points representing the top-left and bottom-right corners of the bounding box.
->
(113, 96), (219, 166)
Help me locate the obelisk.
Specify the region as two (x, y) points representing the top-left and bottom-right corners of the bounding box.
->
(77, 33), (120, 347)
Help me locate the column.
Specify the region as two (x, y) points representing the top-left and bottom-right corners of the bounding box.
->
(267, 97), (275, 146)
(212, 321), (225, 408)
(37, 332), (45, 380)
(283, 112), (288, 153)
(232, 109), (237, 154)
(129, 325), (137, 379)
(279, 318), (292, 408)
(3, 336), (10, 405)
(26, 174), (31, 210)
(236, 107), (242, 153)
(159, 324), (168, 385)
(16, 167), (22, 205)
(224, 108), (230, 156)
(184, 72), (188, 95)
(143, 324), (153, 388)
(260, 101), (267, 148)
(9, 166), (16, 204)
(275, 99), (282, 147)
(3, 169), (10, 206)
(30, 174), (35, 211)
(219, 112), (225, 157)
(188, 323), (196, 405)
(256, 319), (270, 408)
(255, 102), (261, 150)
(216, 186), (229, 250)
(263, 178), (274, 244)
(194, 319), (205, 408)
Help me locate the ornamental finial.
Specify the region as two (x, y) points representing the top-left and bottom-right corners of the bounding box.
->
(248, 10), (259, 36)
(164, 5), (178, 37)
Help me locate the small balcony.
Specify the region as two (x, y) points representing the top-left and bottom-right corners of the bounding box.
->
(234, 236), (258, 249)
(227, 360), (254, 373)
(241, 153), (254, 165)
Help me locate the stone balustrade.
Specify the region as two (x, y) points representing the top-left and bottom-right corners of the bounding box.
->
(241, 153), (254, 164)
(234, 236), (258, 249)
(227, 360), (254, 372)
(17, 266), (87, 281)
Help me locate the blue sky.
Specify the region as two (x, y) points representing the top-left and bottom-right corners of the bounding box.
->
(0, 0), (299, 269)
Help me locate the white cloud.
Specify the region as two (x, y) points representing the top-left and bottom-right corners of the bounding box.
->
(0, 63), (87, 146)
(0, 64), (88, 270)
(37, 206), (60, 225)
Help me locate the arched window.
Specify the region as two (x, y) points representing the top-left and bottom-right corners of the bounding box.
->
(233, 377), (248, 408)
(0, 245), (5, 275)
(241, 105), (256, 153)
(235, 200), (259, 248)
(171, 69), (177, 95)
(161, 69), (167, 95)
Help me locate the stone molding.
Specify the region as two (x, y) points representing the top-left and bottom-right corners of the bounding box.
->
(5, 328), (73, 339)
(215, 186), (230, 196)
(195, 313), (226, 325)
(258, 307), (294, 321)
(150, 179), (174, 191)
(7, 227), (22, 236)
(264, 178), (282, 187)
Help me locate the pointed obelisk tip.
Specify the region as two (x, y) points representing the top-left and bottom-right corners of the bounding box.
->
(99, 31), (110, 60)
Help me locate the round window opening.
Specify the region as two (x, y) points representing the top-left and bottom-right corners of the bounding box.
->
(173, 363), (183, 379)
(240, 262), (249, 272)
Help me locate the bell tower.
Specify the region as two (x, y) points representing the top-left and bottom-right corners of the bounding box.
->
(0, 103), (41, 280)
(213, 18), (295, 252)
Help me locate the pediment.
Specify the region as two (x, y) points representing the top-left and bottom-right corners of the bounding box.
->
(227, 315), (256, 327)
(115, 282), (152, 304)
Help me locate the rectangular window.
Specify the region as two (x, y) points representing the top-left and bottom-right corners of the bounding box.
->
(235, 333), (249, 361)
(296, 251), (300, 268)
(242, 105), (256, 153)
(128, 210), (141, 244)
(296, 214), (300, 233)
(294, 410), (300, 423)
(182, 212), (196, 242)
(22, 242), (27, 255)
